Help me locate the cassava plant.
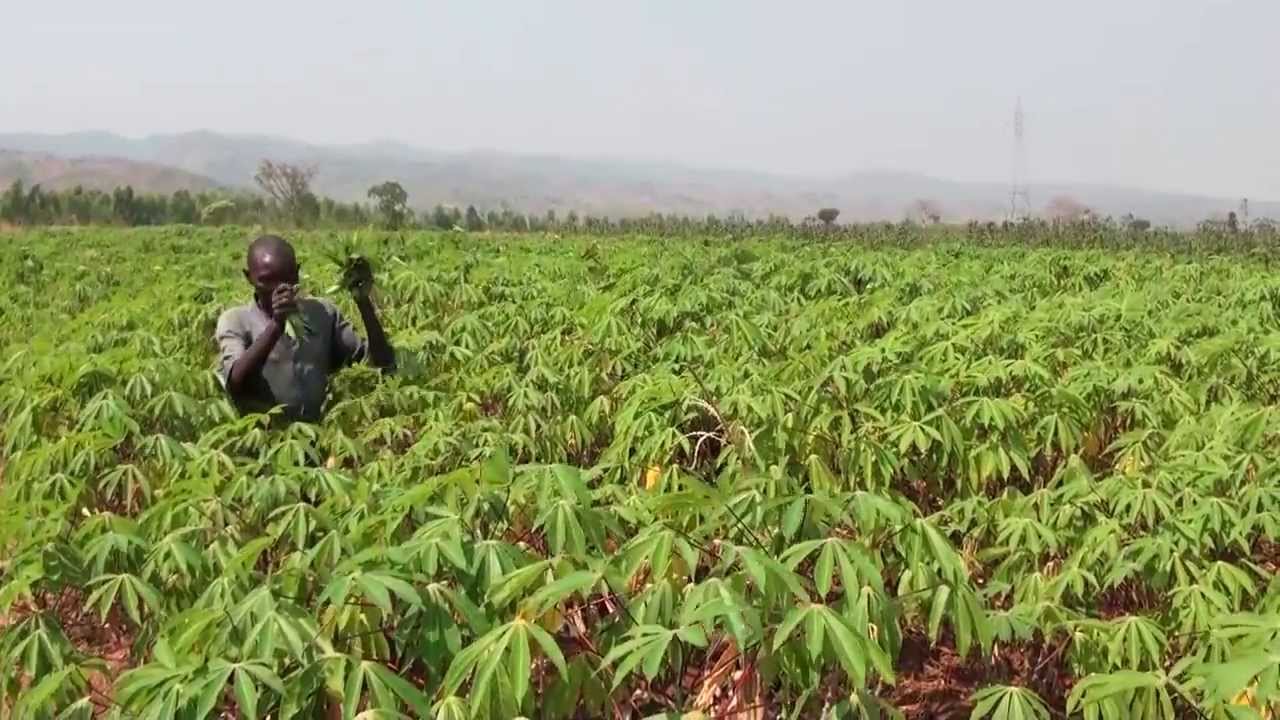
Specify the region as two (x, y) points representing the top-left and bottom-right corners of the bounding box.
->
(1, 227), (1280, 719)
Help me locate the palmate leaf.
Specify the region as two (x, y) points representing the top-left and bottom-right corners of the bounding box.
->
(1065, 670), (1179, 720)
(486, 558), (557, 609)
(245, 605), (335, 664)
(115, 663), (189, 719)
(1197, 651), (1280, 708)
(600, 624), (706, 690)
(268, 501), (324, 551)
(0, 553), (46, 616)
(336, 657), (436, 720)
(142, 526), (209, 581)
(85, 572), (163, 626)
(521, 569), (604, 616)
(442, 618), (567, 713)
(921, 582), (990, 657)
(177, 659), (284, 720)
(79, 516), (147, 575)
(400, 514), (469, 574)
(1168, 583), (1233, 637)
(727, 544), (810, 605)
(898, 518), (971, 587)
(481, 445), (512, 486)
(1212, 613), (1280, 647)
(969, 685), (1052, 720)
(432, 696), (469, 720)
(470, 538), (529, 594)
(772, 602), (895, 688)
(619, 525), (701, 588)
(535, 500), (592, 557)
(781, 536), (886, 598)
(10, 663), (79, 717)
(218, 536), (275, 581)
(408, 580), (491, 657)
(824, 688), (905, 720)
(1204, 560), (1261, 607)
(320, 569), (423, 615)
(1079, 615), (1168, 672)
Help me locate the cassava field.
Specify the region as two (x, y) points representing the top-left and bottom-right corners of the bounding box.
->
(5, 226), (1280, 720)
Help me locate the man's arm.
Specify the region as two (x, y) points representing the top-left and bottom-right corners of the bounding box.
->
(354, 295), (395, 371)
(226, 320), (284, 395)
(220, 285), (295, 396)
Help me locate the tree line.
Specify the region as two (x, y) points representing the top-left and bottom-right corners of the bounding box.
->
(0, 173), (808, 235)
(0, 179), (379, 228)
(4, 159), (1275, 247)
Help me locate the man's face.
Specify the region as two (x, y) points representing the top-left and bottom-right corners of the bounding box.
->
(244, 251), (300, 309)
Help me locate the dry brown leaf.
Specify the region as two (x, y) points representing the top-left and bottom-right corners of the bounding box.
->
(719, 661), (764, 720)
(693, 642), (740, 711)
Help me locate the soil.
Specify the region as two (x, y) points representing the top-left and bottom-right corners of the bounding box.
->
(2, 589), (135, 716)
(888, 630), (1073, 719)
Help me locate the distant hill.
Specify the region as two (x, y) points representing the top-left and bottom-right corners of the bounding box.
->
(1, 131), (1272, 227)
(0, 149), (222, 195)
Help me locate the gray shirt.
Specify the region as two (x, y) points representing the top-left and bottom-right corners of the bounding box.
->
(214, 298), (367, 422)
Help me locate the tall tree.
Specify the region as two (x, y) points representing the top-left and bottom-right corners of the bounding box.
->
(170, 190), (198, 224)
(253, 160), (318, 226)
(1, 180), (28, 224)
(367, 181), (410, 229)
(910, 199), (943, 224)
(112, 185), (139, 225)
(464, 205), (485, 231)
(816, 208), (840, 227)
(431, 204), (454, 230)
(25, 184), (49, 224)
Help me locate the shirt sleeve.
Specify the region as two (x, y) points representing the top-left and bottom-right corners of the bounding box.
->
(214, 310), (247, 389)
(330, 302), (368, 368)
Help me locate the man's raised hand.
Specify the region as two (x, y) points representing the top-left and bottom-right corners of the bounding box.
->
(270, 284), (299, 325)
(349, 259), (374, 301)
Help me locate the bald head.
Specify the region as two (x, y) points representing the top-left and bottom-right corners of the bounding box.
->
(243, 235), (300, 307)
(247, 234), (297, 272)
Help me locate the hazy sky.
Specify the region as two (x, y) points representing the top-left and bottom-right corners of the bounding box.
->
(4, 0), (1277, 199)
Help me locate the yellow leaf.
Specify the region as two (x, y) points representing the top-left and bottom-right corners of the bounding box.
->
(539, 607), (563, 633)
(1232, 685), (1275, 719)
(668, 555), (689, 584)
(1083, 431), (1102, 459)
(1119, 454), (1144, 476)
(644, 465), (662, 490)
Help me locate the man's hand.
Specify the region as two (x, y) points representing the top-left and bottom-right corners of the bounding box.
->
(270, 284), (299, 325)
(348, 259), (374, 301)
(227, 287), (291, 395)
(347, 260), (394, 372)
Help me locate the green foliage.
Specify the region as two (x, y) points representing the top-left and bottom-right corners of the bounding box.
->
(367, 182), (410, 231)
(4, 228), (1280, 718)
(970, 685), (1052, 720)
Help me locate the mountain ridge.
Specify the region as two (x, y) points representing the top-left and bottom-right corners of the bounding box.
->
(0, 148), (223, 194)
(1, 131), (1271, 227)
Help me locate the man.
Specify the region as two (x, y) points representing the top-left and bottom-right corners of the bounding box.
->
(215, 234), (395, 422)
